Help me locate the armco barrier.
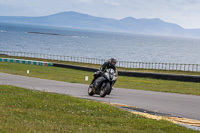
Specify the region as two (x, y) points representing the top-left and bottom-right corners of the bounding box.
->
(53, 63), (200, 83)
(118, 71), (200, 82)
(0, 58), (51, 66)
(53, 63), (98, 72)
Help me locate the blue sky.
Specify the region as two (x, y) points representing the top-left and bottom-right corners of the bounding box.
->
(0, 0), (200, 29)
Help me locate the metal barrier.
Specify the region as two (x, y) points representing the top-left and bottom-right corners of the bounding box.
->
(0, 51), (200, 72)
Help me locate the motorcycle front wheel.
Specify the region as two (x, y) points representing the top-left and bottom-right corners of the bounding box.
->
(100, 82), (110, 97)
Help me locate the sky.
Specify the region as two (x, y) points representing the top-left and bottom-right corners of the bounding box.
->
(0, 0), (200, 29)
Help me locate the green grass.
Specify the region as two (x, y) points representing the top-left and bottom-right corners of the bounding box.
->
(1, 55), (200, 76)
(1, 62), (200, 96)
(0, 85), (197, 133)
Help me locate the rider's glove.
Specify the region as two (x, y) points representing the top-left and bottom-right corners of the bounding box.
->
(99, 71), (103, 74)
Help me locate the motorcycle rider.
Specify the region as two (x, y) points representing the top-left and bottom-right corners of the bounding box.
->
(90, 57), (117, 86)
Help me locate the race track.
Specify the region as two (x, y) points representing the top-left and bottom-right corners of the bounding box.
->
(0, 72), (200, 121)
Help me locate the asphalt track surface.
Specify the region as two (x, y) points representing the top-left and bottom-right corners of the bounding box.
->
(0, 73), (200, 121)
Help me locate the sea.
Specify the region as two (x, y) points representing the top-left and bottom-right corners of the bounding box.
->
(1, 22), (200, 64)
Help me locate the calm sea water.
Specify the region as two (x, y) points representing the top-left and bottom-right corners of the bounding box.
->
(1, 22), (200, 64)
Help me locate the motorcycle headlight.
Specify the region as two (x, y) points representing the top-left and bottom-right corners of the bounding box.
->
(105, 73), (109, 79)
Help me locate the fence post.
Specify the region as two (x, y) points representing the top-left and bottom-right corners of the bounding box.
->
(145, 62), (147, 69)
(168, 63), (170, 70)
(66, 56), (68, 62)
(148, 62), (150, 69)
(192, 64), (194, 72)
(184, 64), (186, 71)
(176, 64), (178, 71)
(142, 62), (145, 69)
(188, 64), (190, 71)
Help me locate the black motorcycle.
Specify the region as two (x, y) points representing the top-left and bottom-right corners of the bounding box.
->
(88, 68), (117, 97)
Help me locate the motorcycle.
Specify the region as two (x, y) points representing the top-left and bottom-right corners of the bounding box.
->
(88, 68), (117, 97)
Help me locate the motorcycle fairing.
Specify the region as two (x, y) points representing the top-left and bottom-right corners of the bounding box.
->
(94, 76), (107, 94)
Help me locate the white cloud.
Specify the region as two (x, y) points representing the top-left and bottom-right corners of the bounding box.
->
(79, 0), (92, 4)
(104, 0), (119, 6)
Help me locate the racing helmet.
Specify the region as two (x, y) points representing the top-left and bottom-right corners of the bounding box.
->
(110, 58), (117, 66)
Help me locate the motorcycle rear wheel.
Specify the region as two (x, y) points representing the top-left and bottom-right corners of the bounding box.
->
(88, 86), (94, 96)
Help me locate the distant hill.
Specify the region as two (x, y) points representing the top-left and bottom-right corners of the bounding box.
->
(0, 11), (200, 38)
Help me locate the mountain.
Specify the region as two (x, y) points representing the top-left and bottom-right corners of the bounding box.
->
(0, 11), (200, 38)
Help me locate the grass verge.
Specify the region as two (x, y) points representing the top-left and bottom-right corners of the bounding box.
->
(0, 62), (200, 96)
(1, 55), (200, 76)
(0, 85), (197, 133)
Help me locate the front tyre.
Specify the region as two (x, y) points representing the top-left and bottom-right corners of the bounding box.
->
(107, 85), (112, 95)
(88, 86), (94, 96)
(100, 82), (110, 97)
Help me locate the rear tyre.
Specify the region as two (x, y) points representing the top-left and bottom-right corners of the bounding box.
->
(100, 82), (110, 97)
(88, 85), (94, 96)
